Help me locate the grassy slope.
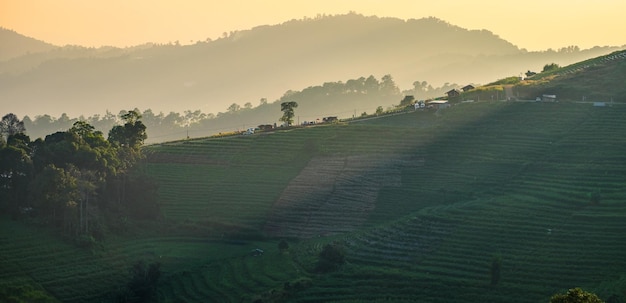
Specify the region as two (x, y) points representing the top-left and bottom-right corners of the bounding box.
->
(2, 101), (626, 302)
(514, 50), (626, 101)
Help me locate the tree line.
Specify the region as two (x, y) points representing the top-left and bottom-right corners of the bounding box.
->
(0, 110), (158, 243)
(18, 75), (459, 143)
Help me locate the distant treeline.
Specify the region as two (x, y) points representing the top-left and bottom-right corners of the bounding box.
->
(20, 75), (459, 143)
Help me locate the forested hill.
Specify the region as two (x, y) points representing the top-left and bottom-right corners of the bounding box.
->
(1, 13), (622, 119)
(0, 27), (57, 61)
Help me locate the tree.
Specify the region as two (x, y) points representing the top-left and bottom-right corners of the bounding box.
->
(227, 103), (241, 113)
(280, 101), (298, 126)
(550, 288), (604, 303)
(0, 143), (33, 213)
(108, 110), (147, 150)
(107, 110), (148, 213)
(376, 106), (384, 115)
(543, 63), (561, 73)
(316, 243), (345, 272)
(400, 95), (415, 107)
(278, 239), (289, 253)
(364, 75), (379, 94)
(0, 113), (26, 140)
(126, 261), (161, 302)
(29, 164), (79, 230)
(380, 74), (400, 96)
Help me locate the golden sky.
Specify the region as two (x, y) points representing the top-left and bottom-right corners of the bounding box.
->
(1, 0), (625, 51)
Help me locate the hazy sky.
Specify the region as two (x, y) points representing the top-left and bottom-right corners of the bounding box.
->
(1, 0), (625, 51)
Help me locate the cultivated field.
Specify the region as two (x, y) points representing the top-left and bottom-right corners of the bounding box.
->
(2, 101), (626, 302)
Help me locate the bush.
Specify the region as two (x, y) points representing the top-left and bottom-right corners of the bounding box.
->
(316, 243), (345, 272)
(278, 239), (289, 252)
(124, 261), (161, 303)
(550, 288), (604, 303)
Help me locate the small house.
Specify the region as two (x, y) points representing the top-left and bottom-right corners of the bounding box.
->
(461, 85), (475, 92)
(322, 116), (338, 123)
(428, 100), (450, 110)
(446, 89), (461, 98)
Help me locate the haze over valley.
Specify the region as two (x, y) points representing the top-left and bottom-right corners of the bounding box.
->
(2, 2), (626, 302)
(1, 13), (623, 125)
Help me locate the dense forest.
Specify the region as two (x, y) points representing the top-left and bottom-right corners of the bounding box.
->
(0, 111), (159, 245)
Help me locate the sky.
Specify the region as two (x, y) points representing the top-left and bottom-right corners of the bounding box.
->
(1, 0), (625, 51)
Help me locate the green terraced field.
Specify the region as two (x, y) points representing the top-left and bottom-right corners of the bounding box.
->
(3, 101), (626, 302)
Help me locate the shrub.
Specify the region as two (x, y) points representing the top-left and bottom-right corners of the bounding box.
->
(278, 239), (289, 252)
(316, 243), (345, 272)
(550, 288), (604, 303)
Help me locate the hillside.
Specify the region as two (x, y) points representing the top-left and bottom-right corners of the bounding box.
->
(514, 49), (626, 101)
(0, 27), (57, 61)
(0, 13), (622, 119)
(454, 49), (626, 103)
(3, 101), (626, 302)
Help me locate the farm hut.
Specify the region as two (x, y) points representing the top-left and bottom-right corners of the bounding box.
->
(258, 124), (273, 131)
(461, 85), (475, 92)
(542, 94), (557, 102)
(446, 89), (461, 98)
(428, 100), (450, 110)
(593, 102), (606, 107)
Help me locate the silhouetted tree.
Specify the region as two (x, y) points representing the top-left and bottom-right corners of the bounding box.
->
(380, 74), (400, 96)
(0, 113), (26, 140)
(278, 239), (289, 253)
(227, 103), (241, 113)
(400, 95), (415, 107)
(108, 110), (147, 150)
(126, 261), (161, 303)
(317, 243), (345, 272)
(280, 101), (298, 126)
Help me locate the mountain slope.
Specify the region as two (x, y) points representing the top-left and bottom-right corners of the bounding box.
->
(0, 27), (57, 61)
(516, 49), (626, 101)
(2, 100), (626, 302)
(0, 14), (622, 119)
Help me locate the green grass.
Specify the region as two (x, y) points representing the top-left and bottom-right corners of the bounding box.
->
(3, 101), (626, 302)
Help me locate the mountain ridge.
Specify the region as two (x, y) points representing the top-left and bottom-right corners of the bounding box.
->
(0, 14), (623, 118)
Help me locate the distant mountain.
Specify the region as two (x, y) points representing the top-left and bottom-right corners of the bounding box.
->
(0, 13), (623, 119)
(0, 27), (57, 61)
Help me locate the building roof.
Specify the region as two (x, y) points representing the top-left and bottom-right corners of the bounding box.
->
(428, 100), (449, 104)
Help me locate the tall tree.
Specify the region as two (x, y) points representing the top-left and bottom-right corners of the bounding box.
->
(279, 101), (298, 126)
(108, 110), (147, 151)
(0, 143), (33, 213)
(29, 164), (79, 230)
(380, 74), (400, 96)
(107, 110), (148, 212)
